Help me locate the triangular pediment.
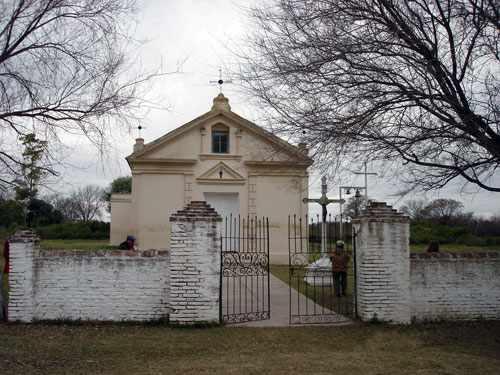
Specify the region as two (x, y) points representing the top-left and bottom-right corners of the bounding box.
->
(197, 162), (245, 185)
(125, 94), (314, 168)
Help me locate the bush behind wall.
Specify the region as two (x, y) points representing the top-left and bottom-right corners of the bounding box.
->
(35, 221), (110, 240)
(410, 221), (500, 246)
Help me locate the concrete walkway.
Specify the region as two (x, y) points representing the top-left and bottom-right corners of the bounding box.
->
(228, 274), (352, 327)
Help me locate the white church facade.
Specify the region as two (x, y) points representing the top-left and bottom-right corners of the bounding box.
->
(110, 93), (313, 264)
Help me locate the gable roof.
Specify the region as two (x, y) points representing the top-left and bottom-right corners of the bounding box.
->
(127, 94), (313, 166)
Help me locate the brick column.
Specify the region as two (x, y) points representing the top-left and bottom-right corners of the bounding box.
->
(8, 229), (39, 322)
(169, 201), (222, 324)
(352, 202), (411, 324)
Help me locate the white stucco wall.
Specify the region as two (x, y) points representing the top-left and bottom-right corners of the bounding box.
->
(255, 175), (308, 264)
(410, 253), (500, 321)
(109, 193), (131, 246)
(131, 173), (185, 251)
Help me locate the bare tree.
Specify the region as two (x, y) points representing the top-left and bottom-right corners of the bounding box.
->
(400, 199), (428, 220)
(342, 196), (373, 218)
(0, 0), (171, 193)
(424, 198), (464, 224)
(45, 193), (78, 222)
(237, 0), (500, 192)
(69, 185), (105, 222)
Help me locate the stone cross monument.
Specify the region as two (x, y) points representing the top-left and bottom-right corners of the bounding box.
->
(302, 176), (345, 285)
(303, 176), (345, 259)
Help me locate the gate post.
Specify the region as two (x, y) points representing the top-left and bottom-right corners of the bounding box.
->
(352, 202), (411, 324)
(7, 229), (39, 322)
(169, 201), (222, 324)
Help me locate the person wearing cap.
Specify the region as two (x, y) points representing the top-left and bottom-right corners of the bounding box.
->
(119, 235), (136, 250)
(330, 240), (349, 297)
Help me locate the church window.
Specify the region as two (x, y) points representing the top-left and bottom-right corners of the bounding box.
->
(212, 125), (229, 153)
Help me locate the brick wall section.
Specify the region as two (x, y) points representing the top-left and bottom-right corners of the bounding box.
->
(353, 202), (411, 324)
(8, 229), (169, 322)
(410, 252), (500, 321)
(169, 201), (222, 324)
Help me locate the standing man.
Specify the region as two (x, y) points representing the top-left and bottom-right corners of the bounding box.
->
(330, 240), (349, 297)
(119, 235), (136, 250)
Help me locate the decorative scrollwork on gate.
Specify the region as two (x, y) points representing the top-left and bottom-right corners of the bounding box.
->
(221, 252), (269, 277)
(220, 216), (270, 324)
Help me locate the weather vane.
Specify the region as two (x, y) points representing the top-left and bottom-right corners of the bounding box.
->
(210, 69), (232, 93)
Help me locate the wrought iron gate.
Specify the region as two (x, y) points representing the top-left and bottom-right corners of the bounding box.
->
(220, 216), (270, 324)
(288, 215), (356, 324)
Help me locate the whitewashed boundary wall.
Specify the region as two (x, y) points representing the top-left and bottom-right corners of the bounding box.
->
(410, 252), (500, 321)
(353, 202), (500, 324)
(8, 229), (169, 322)
(352, 202), (411, 324)
(169, 201), (222, 324)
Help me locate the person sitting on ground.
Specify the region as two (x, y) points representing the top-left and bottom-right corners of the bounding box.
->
(426, 240), (440, 253)
(330, 240), (350, 297)
(119, 235), (136, 250)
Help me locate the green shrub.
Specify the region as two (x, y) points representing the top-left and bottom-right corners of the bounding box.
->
(35, 221), (110, 240)
(410, 220), (500, 247)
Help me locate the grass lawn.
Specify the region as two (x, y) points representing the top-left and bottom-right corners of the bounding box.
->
(0, 321), (499, 374)
(40, 239), (114, 250)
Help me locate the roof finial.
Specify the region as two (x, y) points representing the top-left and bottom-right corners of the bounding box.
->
(210, 69), (232, 94)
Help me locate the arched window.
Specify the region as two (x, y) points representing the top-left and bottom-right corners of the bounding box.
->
(212, 124), (229, 154)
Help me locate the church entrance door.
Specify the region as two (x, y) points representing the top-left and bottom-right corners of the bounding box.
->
(204, 193), (238, 222)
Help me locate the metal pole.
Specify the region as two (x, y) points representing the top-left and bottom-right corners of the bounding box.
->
(364, 162), (368, 206)
(266, 217), (270, 319)
(339, 188), (343, 238)
(353, 226), (358, 318)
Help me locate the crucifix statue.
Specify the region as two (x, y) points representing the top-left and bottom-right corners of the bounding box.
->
(303, 176), (345, 259)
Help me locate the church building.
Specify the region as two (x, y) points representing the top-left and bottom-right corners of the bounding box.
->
(110, 93), (313, 264)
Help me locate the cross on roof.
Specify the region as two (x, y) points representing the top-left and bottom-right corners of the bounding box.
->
(136, 125), (146, 138)
(210, 69), (232, 93)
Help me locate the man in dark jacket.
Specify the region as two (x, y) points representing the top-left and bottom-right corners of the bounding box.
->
(330, 240), (349, 297)
(119, 235), (136, 250)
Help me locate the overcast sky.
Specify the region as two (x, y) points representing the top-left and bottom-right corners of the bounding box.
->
(59, 0), (500, 219)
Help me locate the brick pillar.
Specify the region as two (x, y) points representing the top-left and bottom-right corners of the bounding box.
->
(169, 201), (222, 324)
(352, 202), (411, 324)
(8, 229), (40, 322)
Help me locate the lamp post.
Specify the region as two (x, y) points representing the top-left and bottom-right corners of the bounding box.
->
(354, 162), (377, 206)
(339, 186), (365, 238)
